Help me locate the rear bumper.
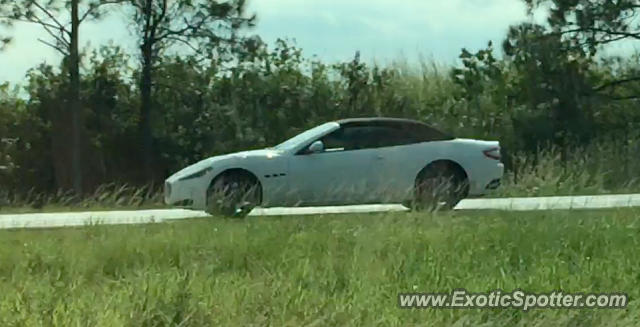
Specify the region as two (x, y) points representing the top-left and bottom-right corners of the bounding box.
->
(485, 178), (501, 190)
(468, 162), (504, 196)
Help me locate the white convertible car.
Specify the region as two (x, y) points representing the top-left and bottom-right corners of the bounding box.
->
(164, 118), (504, 216)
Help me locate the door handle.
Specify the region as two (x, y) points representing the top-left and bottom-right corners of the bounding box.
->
(375, 154), (385, 160)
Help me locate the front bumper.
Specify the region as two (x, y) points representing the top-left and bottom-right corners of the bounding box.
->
(164, 181), (172, 203)
(164, 178), (209, 210)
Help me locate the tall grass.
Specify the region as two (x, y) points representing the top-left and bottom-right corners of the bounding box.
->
(496, 138), (640, 198)
(0, 209), (638, 325)
(0, 183), (164, 213)
(1, 135), (639, 213)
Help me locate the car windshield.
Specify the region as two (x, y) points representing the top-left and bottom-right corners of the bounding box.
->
(273, 122), (338, 151)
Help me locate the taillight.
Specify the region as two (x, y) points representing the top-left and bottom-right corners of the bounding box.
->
(483, 147), (501, 160)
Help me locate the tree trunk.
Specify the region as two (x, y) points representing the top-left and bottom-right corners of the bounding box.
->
(137, 0), (157, 183)
(139, 40), (154, 182)
(50, 100), (74, 192)
(69, 0), (83, 194)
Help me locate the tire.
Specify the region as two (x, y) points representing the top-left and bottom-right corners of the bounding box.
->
(206, 172), (261, 218)
(411, 161), (468, 212)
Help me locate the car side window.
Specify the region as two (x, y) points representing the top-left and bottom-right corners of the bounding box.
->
(319, 127), (361, 151)
(318, 127), (361, 151)
(320, 125), (419, 151)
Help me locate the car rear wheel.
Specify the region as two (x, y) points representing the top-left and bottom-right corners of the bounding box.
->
(206, 172), (261, 218)
(411, 162), (468, 211)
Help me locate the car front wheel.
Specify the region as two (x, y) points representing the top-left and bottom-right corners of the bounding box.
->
(206, 172), (261, 218)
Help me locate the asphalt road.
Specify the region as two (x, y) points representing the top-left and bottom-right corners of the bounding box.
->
(1, 193), (639, 230)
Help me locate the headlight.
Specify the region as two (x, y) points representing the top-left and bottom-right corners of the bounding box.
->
(178, 167), (213, 181)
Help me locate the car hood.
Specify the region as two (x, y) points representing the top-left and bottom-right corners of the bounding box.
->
(167, 149), (281, 182)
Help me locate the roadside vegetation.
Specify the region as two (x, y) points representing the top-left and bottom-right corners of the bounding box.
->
(3, 1), (640, 200)
(3, 139), (639, 213)
(0, 184), (164, 214)
(0, 209), (638, 326)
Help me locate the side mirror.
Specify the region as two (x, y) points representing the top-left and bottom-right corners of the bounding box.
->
(307, 140), (324, 154)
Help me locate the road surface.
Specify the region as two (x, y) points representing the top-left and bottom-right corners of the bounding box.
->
(1, 194), (640, 230)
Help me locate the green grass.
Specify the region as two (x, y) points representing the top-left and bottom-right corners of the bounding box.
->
(0, 209), (639, 326)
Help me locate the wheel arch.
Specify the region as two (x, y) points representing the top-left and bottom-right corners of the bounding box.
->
(416, 159), (470, 197)
(209, 168), (263, 205)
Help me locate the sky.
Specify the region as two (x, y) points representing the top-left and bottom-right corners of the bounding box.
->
(0, 0), (546, 85)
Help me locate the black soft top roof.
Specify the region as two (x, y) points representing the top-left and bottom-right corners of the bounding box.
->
(335, 117), (454, 140)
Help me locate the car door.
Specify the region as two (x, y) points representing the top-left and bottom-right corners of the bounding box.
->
(346, 125), (415, 203)
(286, 126), (381, 206)
(370, 124), (453, 202)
